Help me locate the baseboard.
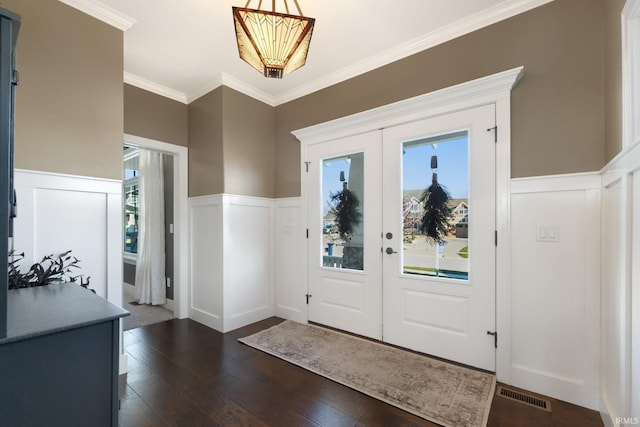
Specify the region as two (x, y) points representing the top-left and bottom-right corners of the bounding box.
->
(163, 297), (175, 312)
(510, 364), (598, 410)
(599, 394), (616, 427)
(225, 305), (274, 333)
(275, 304), (306, 324)
(189, 307), (223, 333)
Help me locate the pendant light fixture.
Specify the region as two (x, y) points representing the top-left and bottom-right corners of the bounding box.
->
(232, 0), (315, 79)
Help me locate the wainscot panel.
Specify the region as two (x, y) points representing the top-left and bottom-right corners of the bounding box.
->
(599, 139), (640, 426)
(273, 198), (306, 323)
(188, 194), (274, 333)
(12, 169), (126, 373)
(510, 173), (601, 410)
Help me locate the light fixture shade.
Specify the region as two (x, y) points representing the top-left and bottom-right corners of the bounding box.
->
(233, 6), (315, 78)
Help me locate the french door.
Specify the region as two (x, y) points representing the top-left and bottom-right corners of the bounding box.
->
(307, 131), (383, 339)
(307, 105), (496, 371)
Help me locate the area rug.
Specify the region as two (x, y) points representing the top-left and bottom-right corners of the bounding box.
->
(239, 320), (495, 427)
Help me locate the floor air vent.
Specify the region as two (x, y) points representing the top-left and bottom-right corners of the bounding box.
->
(496, 385), (552, 412)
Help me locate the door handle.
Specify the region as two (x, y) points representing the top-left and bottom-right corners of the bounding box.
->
(385, 247), (397, 255)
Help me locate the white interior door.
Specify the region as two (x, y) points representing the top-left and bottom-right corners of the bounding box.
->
(381, 105), (496, 371)
(306, 131), (383, 340)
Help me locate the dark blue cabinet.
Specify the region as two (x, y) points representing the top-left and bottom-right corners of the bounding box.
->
(0, 284), (128, 426)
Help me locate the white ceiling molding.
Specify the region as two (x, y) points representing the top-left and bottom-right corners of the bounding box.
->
(119, 0), (552, 107)
(217, 73), (277, 107)
(184, 74), (224, 105)
(185, 73), (278, 106)
(274, 0), (553, 106)
(58, 0), (136, 31)
(124, 72), (187, 104)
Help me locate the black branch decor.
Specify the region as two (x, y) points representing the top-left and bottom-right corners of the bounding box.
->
(419, 155), (453, 243)
(329, 182), (362, 240)
(8, 250), (92, 290)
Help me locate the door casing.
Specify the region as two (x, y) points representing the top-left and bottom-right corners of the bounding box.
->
(294, 66), (523, 383)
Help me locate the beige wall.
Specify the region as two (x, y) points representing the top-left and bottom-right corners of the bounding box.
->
(222, 87), (275, 198)
(188, 87), (224, 197)
(275, 0), (606, 197)
(124, 84), (188, 147)
(605, 0), (626, 162)
(4, 0), (123, 180)
(186, 86), (275, 198)
(16, 0), (607, 196)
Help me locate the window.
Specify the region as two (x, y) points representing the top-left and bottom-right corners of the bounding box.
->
(124, 147), (139, 256)
(402, 131), (469, 280)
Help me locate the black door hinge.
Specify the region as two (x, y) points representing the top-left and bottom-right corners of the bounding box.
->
(487, 331), (497, 348)
(487, 125), (497, 143)
(306, 228), (309, 239)
(306, 294), (312, 304)
(495, 230), (498, 246)
(304, 161), (310, 172)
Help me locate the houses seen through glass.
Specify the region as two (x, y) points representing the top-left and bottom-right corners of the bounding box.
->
(402, 132), (469, 280)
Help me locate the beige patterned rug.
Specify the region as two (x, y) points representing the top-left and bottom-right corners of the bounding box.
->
(239, 320), (495, 427)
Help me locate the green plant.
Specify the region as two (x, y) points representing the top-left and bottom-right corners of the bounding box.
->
(8, 250), (91, 290)
(457, 246), (469, 259)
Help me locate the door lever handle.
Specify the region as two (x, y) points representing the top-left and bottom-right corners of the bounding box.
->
(385, 247), (397, 255)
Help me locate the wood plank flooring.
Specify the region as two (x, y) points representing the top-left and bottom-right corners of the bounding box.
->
(119, 317), (603, 427)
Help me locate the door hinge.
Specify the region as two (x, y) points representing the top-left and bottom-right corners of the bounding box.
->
(487, 125), (497, 143)
(304, 161), (310, 172)
(305, 293), (312, 304)
(306, 228), (309, 239)
(12, 70), (19, 86)
(487, 331), (497, 348)
(495, 230), (498, 246)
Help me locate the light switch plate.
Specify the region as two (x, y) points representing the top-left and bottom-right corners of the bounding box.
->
(537, 225), (560, 242)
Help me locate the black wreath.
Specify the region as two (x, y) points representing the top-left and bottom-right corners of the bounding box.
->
(329, 188), (361, 239)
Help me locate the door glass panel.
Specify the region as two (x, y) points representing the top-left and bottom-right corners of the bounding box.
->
(402, 131), (469, 280)
(322, 152), (364, 271)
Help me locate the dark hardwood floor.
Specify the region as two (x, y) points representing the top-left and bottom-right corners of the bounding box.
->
(119, 317), (603, 427)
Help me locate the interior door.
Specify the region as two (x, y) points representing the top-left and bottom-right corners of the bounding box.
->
(306, 130), (383, 340)
(381, 105), (497, 371)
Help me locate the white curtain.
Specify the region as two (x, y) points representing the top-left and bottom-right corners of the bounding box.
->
(135, 149), (166, 305)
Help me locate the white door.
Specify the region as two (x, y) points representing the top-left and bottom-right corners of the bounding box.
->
(381, 105), (496, 371)
(307, 130), (383, 340)
(306, 105), (496, 370)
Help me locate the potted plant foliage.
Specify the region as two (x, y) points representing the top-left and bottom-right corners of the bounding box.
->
(8, 250), (91, 291)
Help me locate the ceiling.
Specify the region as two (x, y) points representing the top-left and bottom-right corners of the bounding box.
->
(61, 0), (552, 106)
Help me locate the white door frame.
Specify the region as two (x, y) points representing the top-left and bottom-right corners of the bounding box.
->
(293, 66), (523, 382)
(124, 134), (189, 319)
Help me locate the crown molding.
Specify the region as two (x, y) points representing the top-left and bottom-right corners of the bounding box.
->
(124, 72), (188, 104)
(58, 0), (137, 31)
(274, 0), (553, 105)
(123, 0), (552, 106)
(185, 73), (277, 106)
(184, 74), (223, 104)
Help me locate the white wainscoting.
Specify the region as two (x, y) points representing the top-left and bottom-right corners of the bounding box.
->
(13, 169), (123, 303)
(12, 169), (126, 372)
(510, 173), (601, 410)
(188, 194), (274, 333)
(600, 140), (640, 426)
(273, 197), (306, 323)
